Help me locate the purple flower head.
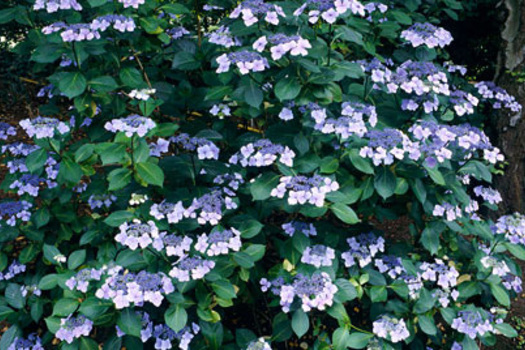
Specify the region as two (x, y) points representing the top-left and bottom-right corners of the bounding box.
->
(401, 23), (453, 48)
(56, 315), (93, 344)
(207, 26), (242, 48)
(419, 259), (459, 289)
(0, 122), (16, 140)
(476, 81), (522, 112)
(230, 0), (286, 26)
(216, 51), (269, 75)
(263, 272), (337, 313)
(294, 0), (366, 24)
(341, 233), (385, 268)
(169, 256), (215, 282)
(152, 233), (193, 257)
(150, 200), (186, 224)
(33, 0), (82, 12)
(118, 0), (145, 9)
(247, 338), (272, 350)
(115, 220), (160, 251)
(42, 22), (101, 42)
(184, 188), (238, 226)
(474, 186), (502, 205)
(270, 175), (339, 207)
(170, 133), (220, 160)
(20, 117), (70, 139)
(66, 268), (103, 293)
(494, 213), (525, 246)
(105, 115), (156, 137)
(282, 221), (317, 237)
(0, 200), (32, 227)
(8, 334), (44, 350)
(96, 269), (174, 308)
(451, 310), (494, 339)
(375, 256), (406, 279)
(88, 194), (117, 210)
(372, 315), (410, 343)
(301, 244), (335, 267)
(0, 261), (26, 281)
(315, 102), (377, 139)
(229, 139), (295, 167)
(10, 174), (47, 197)
(2, 143), (40, 157)
(195, 227), (242, 256)
(92, 15), (136, 33)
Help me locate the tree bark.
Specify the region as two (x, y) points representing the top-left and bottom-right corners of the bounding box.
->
(493, 0), (525, 214)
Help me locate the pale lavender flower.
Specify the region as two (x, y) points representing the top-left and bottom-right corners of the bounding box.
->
(65, 268), (103, 293)
(56, 315), (93, 344)
(170, 133), (220, 160)
(341, 233), (385, 268)
(20, 117), (70, 139)
(207, 26), (242, 48)
(375, 256), (406, 278)
(0, 122), (16, 140)
(401, 23), (453, 48)
(216, 51), (269, 75)
(195, 227), (242, 256)
(372, 316), (410, 343)
(118, 0), (145, 9)
(270, 175), (339, 207)
(451, 310), (494, 339)
(282, 221), (317, 237)
(34, 0), (82, 12)
(105, 115), (156, 137)
(88, 194), (117, 210)
(0, 261), (26, 281)
(301, 245), (335, 267)
(247, 338), (272, 350)
(0, 201), (32, 227)
(229, 139), (295, 167)
(150, 200), (186, 224)
(8, 334), (44, 350)
(476, 81), (522, 112)
(169, 256), (215, 282)
(474, 186), (502, 205)
(419, 259), (459, 289)
(152, 233), (193, 257)
(230, 0), (286, 26)
(114, 220), (160, 250)
(95, 269), (174, 308)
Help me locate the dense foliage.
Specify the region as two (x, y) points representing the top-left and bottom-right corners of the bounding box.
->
(0, 0), (523, 349)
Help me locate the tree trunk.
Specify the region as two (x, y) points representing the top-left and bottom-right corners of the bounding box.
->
(493, 0), (525, 214)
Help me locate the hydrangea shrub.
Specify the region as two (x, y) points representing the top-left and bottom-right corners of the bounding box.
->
(0, 0), (523, 349)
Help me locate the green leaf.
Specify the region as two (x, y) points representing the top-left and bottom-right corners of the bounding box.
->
(336, 27), (364, 45)
(494, 323), (518, 338)
(75, 144), (95, 163)
(205, 86), (233, 101)
(347, 332), (373, 349)
(5, 283), (24, 309)
(58, 158), (83, 184)
(291, 309), (309, 338)
(89, 76), (118, 92)
(68, 249), (86, 270)
(104, 210), (134, 227)
(275, 77), (301, 101)
(0, 8), (16, 24)
(58, 72), (87, 98)
(243, 79), (263, 108)
(172, 51), (200, 70)
(349, 149), (374, 174)
(335, 279), (358, 302)
(26, 149), (48, 173)
(331, 203), (360, 224)
(39, 274), (58, 290)
(117, 309), (142, 338)
(374, 167), (397, 199)
(165, 305), (188, 332)
(414, 289), (435, 314)
(0, 325), (21, 350)
(250, 172), (279, 201)
(43, 244), (63, 265)
(332, 327), (351, 350)
(420, 226), (440, 255)
(424, 165), (446, 186)
(119, 67), (143, 88)
(237, 219), (264, 239)
(505, 243), (525, 260)
(490, 283), (510, 307)
(161, 3), (190, 14)
(87, 0), (107, 6)
(108, 168), (132, 191)
(212, 281), (237, 299)
(52, 298), (79, 317)
(136, 162), (164, 187)
(233, 252), (255, 268)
